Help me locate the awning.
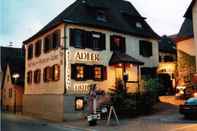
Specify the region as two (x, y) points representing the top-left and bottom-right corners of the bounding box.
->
(109, 52), (144, 65)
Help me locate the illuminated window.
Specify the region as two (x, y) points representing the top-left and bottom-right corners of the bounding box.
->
(52, 64), (60, 81)
(43, 67), (52, 82)
(110, 35), (125, 53)
(94, 66), (102, 80)
(35, 40), (42, 57)
(34, 69), (41, 83)
(75, 97), (84, 111)
(76, 66), (84, 79)
(27, 71), (32, 84)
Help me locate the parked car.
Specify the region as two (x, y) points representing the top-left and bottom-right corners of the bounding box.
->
(179, 97), (197, 118)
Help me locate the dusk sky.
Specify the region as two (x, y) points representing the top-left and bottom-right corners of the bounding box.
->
(0, 0), (192, 47)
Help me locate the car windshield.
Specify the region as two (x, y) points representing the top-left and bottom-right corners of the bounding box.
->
(185, 97), (197, 105)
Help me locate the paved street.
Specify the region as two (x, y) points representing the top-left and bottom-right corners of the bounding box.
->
(1, 113), (84, 131)
(62, 101), (197, 131)
(1, 98), (197, 131)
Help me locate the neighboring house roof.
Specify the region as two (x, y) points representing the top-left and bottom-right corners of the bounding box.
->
(159, 35), (176, 53)
(7, 57), (25, 86)
(184, 0), (196, 19)
(0, 46), (24, 72)
(109, 52), (144, 65)
(177, 18), (194, 41)
(23, 0), (159, 44)
(0, 46), (25, 87)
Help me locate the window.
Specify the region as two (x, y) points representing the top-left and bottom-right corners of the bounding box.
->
(52, 64), (60, 81)
(9, 88), (12, 98)
(96, 10), (107, 22)
(27, 71), (32, 84)
(34, 69), (41, 83)
(52, 30), (60, 49)
(94, 66), (102, 80)
(75, 97), (84, 111)
(44, 35), (52, 53)
(27, 44), (33, 59)
(7, 76), (9, 82)
(43, 67), (52, 82)
(91, 32), (105, 50)
(76, 66), (84, 80)
(70, 29), (106, 50)
(71, 64), (86, 80)
(70, 29), (84, 48)
(35, 40), (42, 57)
(139, 40), (152, 57)
(110, 35), (125, 53)
(71, 64), (107, 81)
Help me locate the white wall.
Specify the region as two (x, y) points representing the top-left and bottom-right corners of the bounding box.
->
(65, 24), (158, 94)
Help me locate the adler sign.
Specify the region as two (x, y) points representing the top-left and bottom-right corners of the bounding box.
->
(74, 51), (100, 62)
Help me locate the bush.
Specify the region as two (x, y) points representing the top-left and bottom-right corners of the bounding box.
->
(110, 78), (159, 118)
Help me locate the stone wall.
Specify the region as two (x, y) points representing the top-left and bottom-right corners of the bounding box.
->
(23, 94), (64, 122)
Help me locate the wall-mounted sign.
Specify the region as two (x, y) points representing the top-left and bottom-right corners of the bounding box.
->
(73, 83), (91, 94)
(74, 51), (100, 62)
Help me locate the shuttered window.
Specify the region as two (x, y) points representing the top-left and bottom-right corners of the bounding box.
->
(110, 35), (125, 53)
(52, 64), (60, 81)
(139, 40), (152, 57)
(27, 44), (33, 59)
(71, 64), (107, 81)
(35, 40), (42, 57)
(34, 69), (41, 83)
(70, 29), (84, 48)
(43, 66), (52, 82)
(27, 71), (32, 84)
(44, 35), (52, 53)
(52, 30), (61, 49)
(70, 29), (106, 50)
(91, 32), (105, 50)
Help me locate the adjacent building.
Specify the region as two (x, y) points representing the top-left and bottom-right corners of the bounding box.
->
(184, 0), (197, 71)
(1, 46), (24, 112)
(157, 35), (177, 94)
(23, 0), (159, 121)
(176, 0), (197, 87)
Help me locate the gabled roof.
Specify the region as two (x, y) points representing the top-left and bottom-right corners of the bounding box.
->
(23, 0), (159, 44)
(177, 18), (193, 41)
(1, 46), (25, 87)
(159, 35), (176, 53)
(184, 0), (196, 19)
(7, 57), (25, 86)
(0, 46), (24, 71)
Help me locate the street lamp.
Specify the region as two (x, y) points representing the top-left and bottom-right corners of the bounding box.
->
(12, 73), (20, 113)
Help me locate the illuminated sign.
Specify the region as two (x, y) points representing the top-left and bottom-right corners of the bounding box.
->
(73, 83), (91, 94)
(74, 51), (100, 62)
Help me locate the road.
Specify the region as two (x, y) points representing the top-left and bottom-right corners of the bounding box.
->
(1, 101), (197, 131)
(1, 113), (85, 131)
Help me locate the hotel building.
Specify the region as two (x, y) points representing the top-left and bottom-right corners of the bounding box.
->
(23, 0), (159, 121)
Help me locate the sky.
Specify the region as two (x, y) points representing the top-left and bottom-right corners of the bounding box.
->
(0, 0), (192, 47)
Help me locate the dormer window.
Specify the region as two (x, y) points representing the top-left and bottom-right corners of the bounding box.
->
(96, 10), (107, 22)
(136, 22), (142, 28)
